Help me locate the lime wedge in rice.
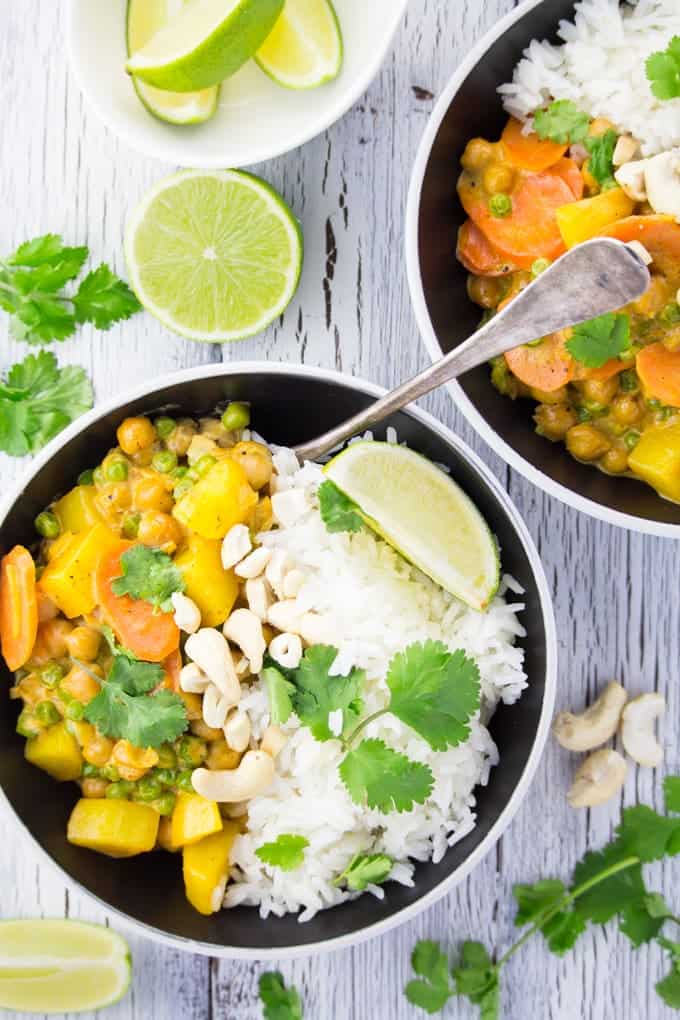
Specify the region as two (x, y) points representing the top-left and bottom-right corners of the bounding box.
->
(255, 0), (343, 90)
(125, 0), (285, 92)
(0, 919), (131, 1014)
(324, 441), (500, 611)
(127, 0), (219, 125)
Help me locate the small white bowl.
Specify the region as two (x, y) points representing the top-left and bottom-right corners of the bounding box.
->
(66, 0), (409, 168)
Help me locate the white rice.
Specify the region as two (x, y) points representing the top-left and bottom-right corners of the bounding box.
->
(223, 446), (528, 922)
(499, 0), (680, 156)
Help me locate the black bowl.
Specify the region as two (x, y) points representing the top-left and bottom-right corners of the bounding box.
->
(0, 364), (555, 956)
(406, 0), (680, 537)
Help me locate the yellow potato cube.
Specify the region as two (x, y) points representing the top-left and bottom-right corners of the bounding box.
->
(170, 791), (223, 848)
(25, 722), (83, 782)
(39, 524), (120, 618)
(53, 486), (104, 534)
(174, 534), (239, 627)
(173, 460), (257, 540)
(67, 799), (159, 858)
(629, 424), (680, 503)
(182, 823), (240, 915)
(556, 189), (634, 248)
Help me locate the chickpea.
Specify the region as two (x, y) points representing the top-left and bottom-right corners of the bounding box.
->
(611, 394), (642, 426)
(64, 627), (101, 662)
(483, 162), (515, 195)
(166, 418), (197, 457)
(132, 475), (174, 513)
(199, 418), (233, 447)
(207, 741), (242, 771)
(460, 138), (494, 171)
(566, 424), (611, 461)
(534, 403), (577, 441)
(37, 591), (58, 624)
(137, 511), (182, 550)
(97, 482), (131, 513)
(191, 719), (224, 742)
(467, 275), (504, 309)
(113, 739), (159, 771)
(81, 777), (109, 798)
(588, 117), (615, 137)
(601, 446), (629, 474)
(530, 385), (569, 406)
(130, 447), (156, 468)
(117, 417), (157, 456)
(178, 690), (203, 720)
(37, 618), (73, 659)
(61, 664), (102, 704)
(230, 441), (272, 490)
(83, 734), (115, 767)
(579, 376), (619, 405)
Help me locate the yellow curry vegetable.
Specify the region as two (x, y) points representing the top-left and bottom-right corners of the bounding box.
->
(556, 188), (634, 248)
(174, 534), (239, 627)
(182, 823), (240, 915)
(628, 423), (680, 503)
(25, 722), (83, 781)
(67, 798), (160, 857)
(39, 524), (120, 618)
(170, 791), (223, 848)
(53, 486), (103, 534)
(173, 459), (257, 539)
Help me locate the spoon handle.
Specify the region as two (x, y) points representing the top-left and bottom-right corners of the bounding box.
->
(294, 238), (649, 463)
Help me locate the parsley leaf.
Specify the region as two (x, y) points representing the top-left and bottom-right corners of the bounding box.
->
(334, 852), (393, 891)
(452, 942), (500, 1020)
(262, 665), (295, 725)
(566, 312), (631, 368)
(584, 129), (617, 188)
(533, 99), (589, 144)
(386, 641), (480, 751)
(513, 879), (585, 955)
(0, 350), (93, 457)
(405, 940), (453, 1014)
(256, 835), (309, 872)
(258, 972), (303, 1020)
(339, 738), (434, 813)
(665, 776), (680, 813)
(287, 645), (364, 742)
(318, 480), (363, 534)
(111, 545), (185, 613)
(72, 265), (141, 330)
(646, 36), (680, 101)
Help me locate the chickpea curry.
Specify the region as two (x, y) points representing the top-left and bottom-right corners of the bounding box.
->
(457, 106), (680, 503)
(0, 403), (282, 916)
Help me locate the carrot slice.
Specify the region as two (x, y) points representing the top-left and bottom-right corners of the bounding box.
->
(550, 157), (584, 200)
(162, 648), (182, 692)
(457, 219), (517, 276)
(96, 542), (180, 663)
(504, 331), (575, 391)
(574, 358), (632, 383)
(637, 343), (680, 407)
(601, 216), (680, 279)
(459, 169), (573, 269)
(501, 117), (567, 172)
(0, 546), (38, 672)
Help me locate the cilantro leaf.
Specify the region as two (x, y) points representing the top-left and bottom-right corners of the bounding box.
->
(334, 852), (393, 891)
(288, 645), (364, 742)
(106, 653), (163, 696)
(0, 351), (93, 457)
(405, 940), (453, 1014)
(110, 545), (185, 613)
(262, 666), (296, 725)
(584, 129), (617, 188)
(619, 899), (665, 947)
(616, 805), (680, 862)
(8, 234), (69, 268)
(571, 840), (646, 924)
(566, 313), (631, 368)
(258, 972), (303, 1020)
(13, 296), (76, 344)
(386, 641), (480, 751)
(513, 879), (586, 955)
(534, 99), (589, 144)
(256, 835), (310, 872)
(339, 738), (434, 814)
(646, 37), (680, 101)
(452, 942), (500, 1020)
(665, 776), (680, 814)
(657, 938), (680, 1008)
(84, 685), (188, 748)
(72, 264), (141, 330)
(318, 480), (363, 534)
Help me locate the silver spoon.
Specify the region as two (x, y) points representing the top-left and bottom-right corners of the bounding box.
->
(294, 238), (650, 462)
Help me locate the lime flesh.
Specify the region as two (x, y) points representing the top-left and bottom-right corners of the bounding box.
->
(0, 919), (131, 1014)
(256, 0), (343, 90)
(324, 441), (501, 611)
(127, 0), (219, 125)
(126, 0), (285, 92)
(124, 169), (303, 342)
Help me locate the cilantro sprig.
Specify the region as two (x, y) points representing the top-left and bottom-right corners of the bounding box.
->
(533, 99), (589, 145)
(111, 545), (185, 613)
(334, 852), (393, 891)
(566, 312), (631, 368)
(646, 36), (680, 101)
(0, 234), (140, 344)
(318, 479), (363, 534)
(258, 973), (303, 1020)
(256, 835), (310, 872)
(584, 129), (618, 189)
(404, 775), (680, 1017)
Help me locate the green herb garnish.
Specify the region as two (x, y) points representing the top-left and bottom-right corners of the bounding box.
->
(584, 129), (618, 188)
(334, 852), (393, 891)
(287, 645), (364, 742)
(646, 36), (680, 100)
(339, 738), (434, 814)
(110, 545), (185, 613)
(261, 665), (296, 725)
(318, 479), (363, 533)
(259, 972), (303, 1020)
(256, 835), (310, 872)
(566, 312), (631, 368)
(533, 99), (589, 144)
(488, 194), (512, 218)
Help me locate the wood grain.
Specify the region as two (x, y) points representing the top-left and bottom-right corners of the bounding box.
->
(1, 1), (678, 1017)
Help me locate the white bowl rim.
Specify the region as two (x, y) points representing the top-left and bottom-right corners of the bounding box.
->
(404, 0), (680, 539)
(0, 360), (557, 959)
(65, 0), (410, 168)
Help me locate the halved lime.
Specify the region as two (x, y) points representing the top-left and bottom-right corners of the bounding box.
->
(0, 919), (131, 1014)
(125, 169), (303, 342)
(127, 0), (219, 125)
(126, 0), (284, 92)
(256, 0), (343, 90)
(324, 441), (500, 611)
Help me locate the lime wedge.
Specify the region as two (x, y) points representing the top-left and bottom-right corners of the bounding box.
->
(256, 0), (343, 90)
(127, 0), (219, 125)
(125, 169), (303, 342)
(0, 920), (131, 1014)
(126, 0), (284, 92)
(324, 441), (500, 611)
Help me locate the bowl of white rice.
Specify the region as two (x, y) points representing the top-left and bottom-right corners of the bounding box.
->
(0, 362), (556, 957)
(406, 0), (680, 536)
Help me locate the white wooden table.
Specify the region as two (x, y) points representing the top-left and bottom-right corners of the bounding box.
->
(1, 2), (678, 1017)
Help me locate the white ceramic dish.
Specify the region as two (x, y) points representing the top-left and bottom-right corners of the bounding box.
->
(66, 0), (409, 168)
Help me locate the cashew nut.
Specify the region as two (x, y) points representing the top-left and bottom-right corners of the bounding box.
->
(269, 632), (303, 670)
(223, 609), (266, 673)
(265, 549), (290, 599)
(299, 612), (335, 646)
(567, 749), (627, 808)
(184, 628), (241, 704)
(202, 683), (232, 729)
(621, 693), (665, 767)
(612, 134), (639, 167)
(171, 592), (201, 635)
(224, 709), (251, 753)
(234, 656), (251, 677)
(553, 682), (627, 752)
(191, 750), (275, 802)
(235, 547), (271, 579)
(221, 524), (252, 570)
(615, 159), (647, 202)
(245, 577), (273, 621)
(261, 725), (288, 758)
(179, 662), (210, 694)
(282, 569), (306, 600)
(271, 489), (309, 528)
(268, 599), (304, 635)
(187, 434), (217, 465)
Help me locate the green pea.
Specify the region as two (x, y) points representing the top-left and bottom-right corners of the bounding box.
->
(176, 769), (196, 793)
(488, 193), (512, 218)
(660, 406), (674, 421)
(153, 793), (176, 816)
(659, 302), (680, 325)
(82, 763), (100, 778)
(154, 416), (177, 440)
(35, 701), (60, 725)
(34, 511), (61, 539)
(531, 258), (551, 277)
(172, 466), (188, 480)
(106, 780), (135, 800)
(121, 513), (141, 539)
(106, 459), (128, 482)
(624, 430), (641, 450)
(619, 370), (639, 393)
(41, 662), (64, 688)
(100, 764), (121, 782)
(173, 479), (194, 500)
(178, 735), (207, 767)
(577, 407), (592, 423)
(221, 402), (251, 432)
(152, 450), (178, 474)
(93, 466), (106, 486)
(155, 768), (178, 788)
(185, 469), (199, 482)
(16, 709), (41, 739)
(77, 469), (95, 486)
(583, 400), (606, 416)
(65, 701), (85, 721)
(647, 398), (662, 409)
(194, 455), (216, 477)
(156, 745), (178, 769)
(135, 776), (163, 802)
